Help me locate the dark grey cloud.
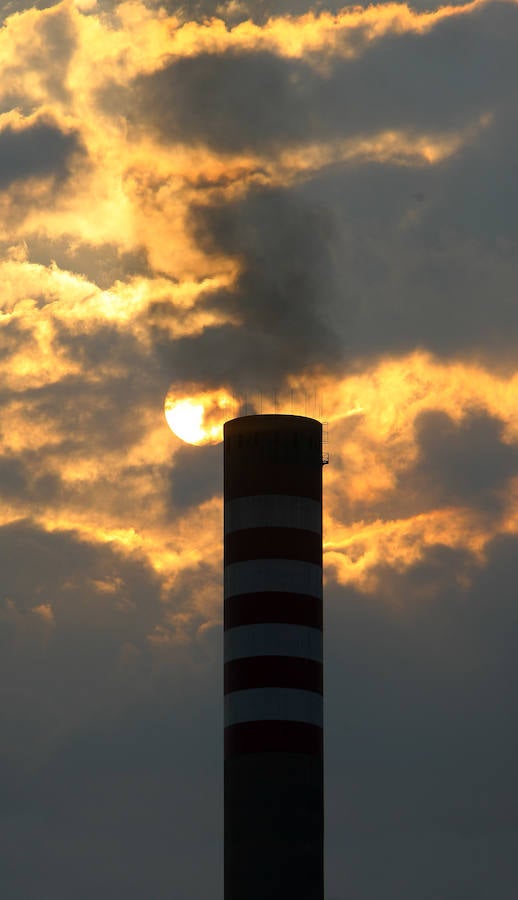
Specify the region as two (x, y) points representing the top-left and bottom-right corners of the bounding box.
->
(154, 186), (343, 390)
(290, 130), (518, 366)
(410, 409), (518, 513)
(0, 666), (222, 900)
(423, 107), (518, 242)
(25, 0), (500, 418)
(0, 120), (83, 187)
(0, 521), (163, 739)
(0, 519), (221, 899)
(56, 324), (151, 375)
(0, 699), (222, 900)
(2, 526), (518, 898)
(282, 101), (515, 358)
(155, 132), (518, 391)
(0, 455), (27, 497)
(126, 3), (518, 154)
(168, 441), (222, 510)
(0, 519), (155, 613)
(133, 2), (518, 392)
(127, 52), (314, 152)
(325, 536), (518, 898)
(0, 453), (61, 508)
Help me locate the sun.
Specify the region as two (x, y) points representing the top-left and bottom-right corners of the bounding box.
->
(164, 399), (206, 444)
(164, 388), (234, 445)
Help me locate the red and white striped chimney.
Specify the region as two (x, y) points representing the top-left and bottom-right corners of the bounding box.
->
(224, 413), (324, 900)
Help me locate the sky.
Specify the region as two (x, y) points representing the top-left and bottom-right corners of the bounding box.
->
(1, 0), (518, 896)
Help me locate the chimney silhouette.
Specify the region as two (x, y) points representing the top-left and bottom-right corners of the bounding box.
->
(224, 414), (324, 900)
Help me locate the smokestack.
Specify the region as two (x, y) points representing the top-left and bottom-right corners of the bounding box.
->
(224, 414), (324, 900)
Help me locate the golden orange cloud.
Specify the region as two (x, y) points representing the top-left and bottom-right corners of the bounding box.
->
(306, 352), (518, 590)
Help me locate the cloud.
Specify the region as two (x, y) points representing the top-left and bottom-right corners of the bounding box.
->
(0, 456), (27, 497)
(158, 144), (518, 397)
(168, 441), (222, 509)
(325, 534), (518, 897)
(154, 185), (342, 390)
(25, 236), (151, 289)
(0, 521), (163, 750)
(105, 1), (517, 393)
(0, 518), (222, 900)
(0, 0), (62, 23)
(0, 118), (83, 188)
(330, 406), (518, 526)
(128, 51), (318, 153)
(409, 409), (518, 513)
(127, 2), (517, 154)
(0, 646), (222, 898)
(0, 2), (78, 108)
(0, 0), (517, 897)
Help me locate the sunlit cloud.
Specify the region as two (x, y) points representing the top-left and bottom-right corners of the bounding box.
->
(311, 353), (518, 587)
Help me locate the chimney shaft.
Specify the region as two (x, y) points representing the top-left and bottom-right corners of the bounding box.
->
(224, 414), (324, 900)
